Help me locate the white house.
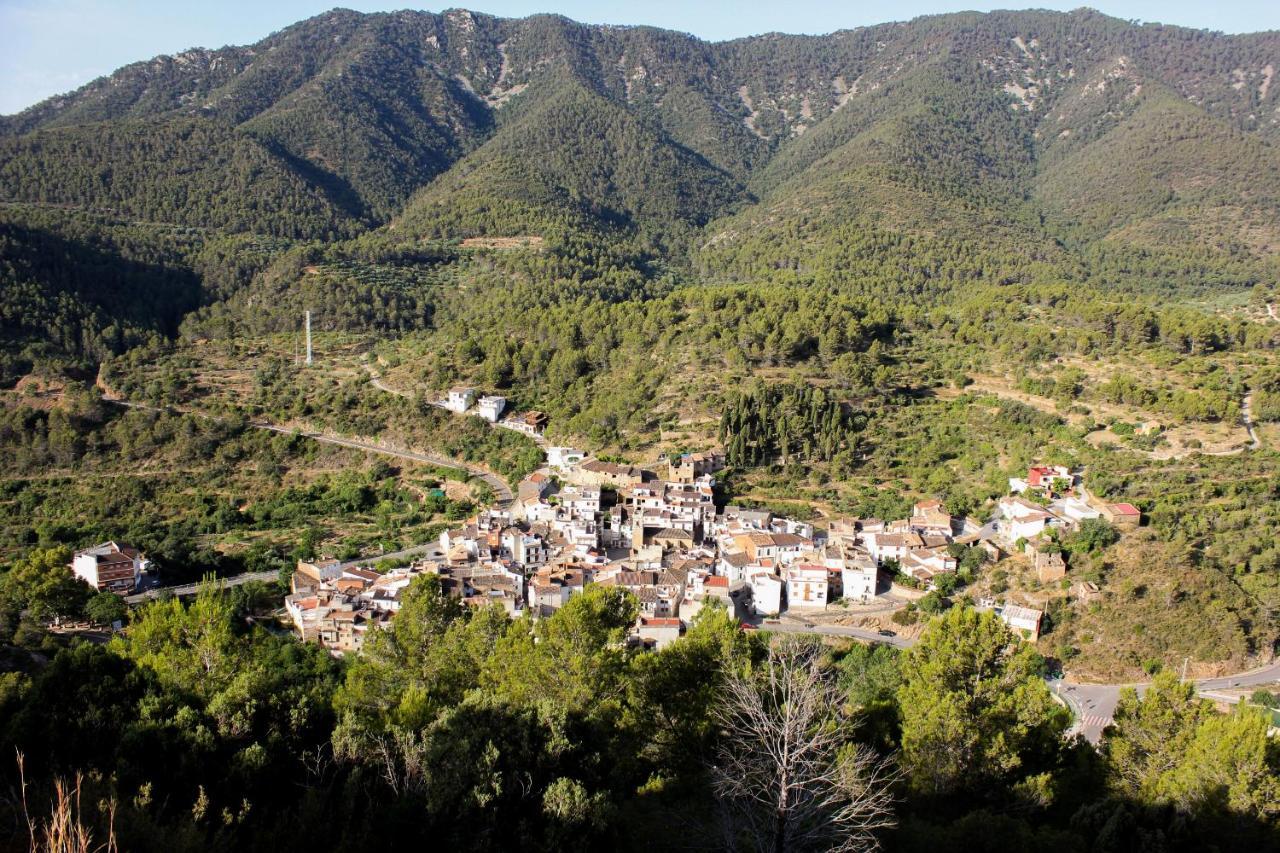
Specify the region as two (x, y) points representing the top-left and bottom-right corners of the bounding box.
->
(749, 572), (783, 617)
(547, 446), (586, 470)
(719, 550), (752, 583)
(864, 531), (923, 564)
(636, 616), (684, 650)
(477, 395), (506, 422)
(602, 506), (630, 548)
(996, 496), (1059, 542)
(527, 569), (587, 617)
(900, 547), (958, 586)
(786, 565), (828, 610)
(524, 500), (559, 524)
(70, 542), (148, 593)
(722, 506), (773, 530)
(558, 484), (602, 518)
(771, 517), (816, 540)
(502, 529), (548, 567)
(444, 387), (476, 413)
(563, 518), (600, 550)
(770, 533), (812, 565)
(1049, 496), (1102, 527)
(364, 572), (416, 612)
(662, 481), (718, 527)
(439, 526), (481, 559)
(840, 552), (878, 603)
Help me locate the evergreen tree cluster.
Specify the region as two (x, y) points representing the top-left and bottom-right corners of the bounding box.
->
(719, 382), (866, 467)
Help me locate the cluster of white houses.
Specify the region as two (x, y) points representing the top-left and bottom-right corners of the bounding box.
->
(51, 335), (1142, 653)
(981, 465), (1141, 638)
(285, 448), (893, 653)
(437, 386), (550, 440)
(64, 446), (1137, 653)
(442, 387), (507, 423)
(995, 466), (1139, 583)
(279, 449), (1139, 653)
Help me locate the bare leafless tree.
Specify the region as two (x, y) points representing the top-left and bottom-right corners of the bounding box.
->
(711, 638), (897, 853)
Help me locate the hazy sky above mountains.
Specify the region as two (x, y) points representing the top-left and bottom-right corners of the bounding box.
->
(3, 0), (1279, 115)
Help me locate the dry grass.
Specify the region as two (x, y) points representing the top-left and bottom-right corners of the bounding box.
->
(4, 375), (82, 412)
(1046, 529), (1263, 681)
(17, 753), (116, 853)
(186, 335), (372, 403)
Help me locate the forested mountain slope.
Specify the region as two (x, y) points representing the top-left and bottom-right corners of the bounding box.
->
(0, 119), (364, 238)
(2, 6), (1280, 365)
(5, 7), (1279, 238)
(391, 79), (747, 246)
(1034, 78), (1280, 255)
(695, 52), (1057, 297)
(0, 214), (199, 363)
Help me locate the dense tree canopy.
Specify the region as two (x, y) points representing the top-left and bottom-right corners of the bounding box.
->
(897, 607), (1069, 799)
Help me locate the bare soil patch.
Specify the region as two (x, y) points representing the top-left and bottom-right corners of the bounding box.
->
(444, 480), (472, 501)
(460, 236), (545, 250)
(7, 374), (78, 410)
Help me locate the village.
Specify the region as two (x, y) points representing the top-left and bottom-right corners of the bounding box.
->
(250, 388), (1147, 656)
(56, 386), (1147, 656)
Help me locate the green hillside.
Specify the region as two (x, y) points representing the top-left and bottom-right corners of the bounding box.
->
(392, 80), (747, 246)
(1035, 83), (1280, 257)
(3, 5), (1279, 378)
(0, 215), (195, 373)
(696, 55), (1049, 293)
(0, 118), (363, 238)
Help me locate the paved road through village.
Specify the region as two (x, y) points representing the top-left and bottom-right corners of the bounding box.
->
(103, 394), (510, 603)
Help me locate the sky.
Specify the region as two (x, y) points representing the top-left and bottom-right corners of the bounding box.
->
(2, 0), (1279, 115)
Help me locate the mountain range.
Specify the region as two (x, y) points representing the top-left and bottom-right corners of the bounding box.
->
(2, 7), (1280, 368)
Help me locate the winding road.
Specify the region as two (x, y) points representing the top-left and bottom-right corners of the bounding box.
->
(254, 423), (513, 506)
(102, 391), (1275, 745)
(368, 373), (410, 399)
(364, 364), (548, 447)
(102, 393), (509, 602)
(1050, 661), (1280, 743)
(102, 396), (513, 506)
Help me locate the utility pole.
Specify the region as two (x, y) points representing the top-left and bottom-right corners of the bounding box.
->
(1181, 656), (1189, 682)
(305, 310), (313, 366)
